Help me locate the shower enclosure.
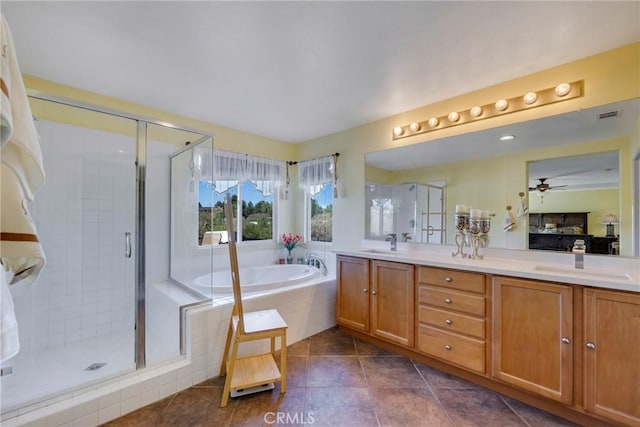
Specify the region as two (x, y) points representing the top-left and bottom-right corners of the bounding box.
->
(0, 95), (212, 416)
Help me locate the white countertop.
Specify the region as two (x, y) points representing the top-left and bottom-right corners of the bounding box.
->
(334, 242), (640, 293)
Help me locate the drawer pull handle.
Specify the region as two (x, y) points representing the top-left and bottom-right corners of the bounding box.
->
(363, 289), (368, 293)
(586, 342), (596, 350)
(444, 345), (452, 351)
(561, 337), (571, 345)
(445, 277), (452, 282)
(445, 319), (452, 325)
(444, 298), (452, 304)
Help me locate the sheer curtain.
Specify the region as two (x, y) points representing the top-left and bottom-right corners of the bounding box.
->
(195, 147), (285, 195)
(297, 155), (336, 196)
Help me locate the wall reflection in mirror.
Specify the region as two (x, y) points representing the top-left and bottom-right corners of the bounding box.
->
(365, 98), (639, 257)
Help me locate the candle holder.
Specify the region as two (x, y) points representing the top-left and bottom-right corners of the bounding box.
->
(451, 212), (469, 258)
(468, 218), (483, 260)
(479, 218), (491, 248)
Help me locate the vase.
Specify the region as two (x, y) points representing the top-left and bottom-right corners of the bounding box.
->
(286, 249), (294, 264)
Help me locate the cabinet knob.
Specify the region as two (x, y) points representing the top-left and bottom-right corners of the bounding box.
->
(363, 289), (368, 293)
(561, 337), (571, 345)
(445, 277), (452, 282)
(444, 298), (452, 304)
(372, 290), (377, 295)
(445, 319), (452, 325)
(586, 342), (596, 350)
(444, 345), (452, 351)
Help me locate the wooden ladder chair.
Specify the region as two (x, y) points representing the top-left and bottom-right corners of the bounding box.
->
(219, 194), (287, 407)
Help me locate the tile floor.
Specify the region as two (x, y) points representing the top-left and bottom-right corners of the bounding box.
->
(105, 327), (579, 426)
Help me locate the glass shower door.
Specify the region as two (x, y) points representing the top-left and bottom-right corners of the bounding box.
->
(0, 105), (137, 414)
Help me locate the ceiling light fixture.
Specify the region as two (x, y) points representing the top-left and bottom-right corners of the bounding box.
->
(499, 135), (515, 141)
(391, 80), (583, 140)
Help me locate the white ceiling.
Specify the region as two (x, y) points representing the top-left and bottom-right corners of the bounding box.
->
(3, 1), (639, 143)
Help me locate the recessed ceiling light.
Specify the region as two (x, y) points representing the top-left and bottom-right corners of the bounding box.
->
(499, 135), (515, 141)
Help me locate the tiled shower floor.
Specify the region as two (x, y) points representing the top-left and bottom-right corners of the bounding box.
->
(105, 327), (578, 426)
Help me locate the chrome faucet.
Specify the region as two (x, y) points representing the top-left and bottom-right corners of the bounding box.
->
(401, 232), (412, 242)
(572, 239), (585, 269)
(385, 233), (397, 251)
(305, 253), (328, 275)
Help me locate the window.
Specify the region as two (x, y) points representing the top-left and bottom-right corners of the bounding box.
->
(198, 180), (273, 244)
(196, 148), (284, 246)
(298, 155), (337, 243)
(309, 183), (333, 242)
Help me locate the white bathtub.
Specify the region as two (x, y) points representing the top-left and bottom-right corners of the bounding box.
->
(190, 264), (321, 295)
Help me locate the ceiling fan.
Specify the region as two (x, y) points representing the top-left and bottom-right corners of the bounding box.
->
(529, 178), (568, 193)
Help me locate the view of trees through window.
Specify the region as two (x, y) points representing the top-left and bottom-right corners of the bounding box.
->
(310, 183), (333, 242)
(198, 181), (273, 244)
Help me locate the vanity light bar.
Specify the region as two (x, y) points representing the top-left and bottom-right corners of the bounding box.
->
(392, 80), (584, 140)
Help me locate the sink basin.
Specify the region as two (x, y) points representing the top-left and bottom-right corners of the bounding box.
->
(533, 264), (632, 281)
(358, 248), (404, 256)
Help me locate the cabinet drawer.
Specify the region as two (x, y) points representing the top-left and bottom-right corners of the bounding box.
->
(418, 305), (486, 339)
(418, 325), (485, 374)
(419, 286), (485, 316)
(417, 266), (485, 294)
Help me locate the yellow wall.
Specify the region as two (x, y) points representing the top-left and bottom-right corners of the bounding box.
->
(298, 42), (639, 251)
(24, 42), (640, 254)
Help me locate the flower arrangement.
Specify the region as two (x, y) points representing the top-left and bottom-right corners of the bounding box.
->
(281, 233), (303, 252)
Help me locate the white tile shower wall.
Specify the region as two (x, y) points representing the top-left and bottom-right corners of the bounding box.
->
(13, 120), (136, 354)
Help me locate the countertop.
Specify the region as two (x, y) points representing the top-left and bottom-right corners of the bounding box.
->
(334, 243), (640, 293)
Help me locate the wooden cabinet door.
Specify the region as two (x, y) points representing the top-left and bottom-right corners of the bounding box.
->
(584, 289), (640, 426)
(371, 260), (415, 347)
(493, 277), (573, 404)
(336, 256), (370, 332)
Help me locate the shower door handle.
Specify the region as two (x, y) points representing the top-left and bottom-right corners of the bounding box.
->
(125, 232), (132, 258)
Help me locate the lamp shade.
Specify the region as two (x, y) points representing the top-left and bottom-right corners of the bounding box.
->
(602, 214), (618, 224)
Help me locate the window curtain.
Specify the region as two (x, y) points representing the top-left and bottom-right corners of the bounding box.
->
(195, 147), (285, 196)
(297, 155), (336, 196)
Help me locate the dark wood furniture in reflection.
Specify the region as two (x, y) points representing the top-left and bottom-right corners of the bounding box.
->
(528, 212), (618, 254)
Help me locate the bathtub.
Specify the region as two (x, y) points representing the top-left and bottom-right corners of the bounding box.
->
(190, 264), (321, 295)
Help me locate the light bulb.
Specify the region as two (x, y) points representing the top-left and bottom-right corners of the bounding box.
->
(555, 83), (571, 97)
(409, 122), (420, 132)
(523, 92), (538, 105)
(495, 99), (508, 111)
(427, 117), (439, 128)
(470, 106), (482, 117)
(448, 111), (460, 122)
(393, 126), (404, 137)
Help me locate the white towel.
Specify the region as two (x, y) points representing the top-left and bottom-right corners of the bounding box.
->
(503, 210), (516, 231)
(0, 14), (46, 286)
(516, 195), (528, 218)
(0, 268), (19, 362)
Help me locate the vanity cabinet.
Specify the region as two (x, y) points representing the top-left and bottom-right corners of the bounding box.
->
(336, 256), (370, 332)
(336, 256), (414, 347)
(416, 267), (487, 374)
(583, 288), (640, 426)
(371, 260), (415, 347)
(492, 277), (573, 404)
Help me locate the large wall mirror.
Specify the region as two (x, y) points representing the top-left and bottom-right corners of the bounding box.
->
(365, 98), (639, 258)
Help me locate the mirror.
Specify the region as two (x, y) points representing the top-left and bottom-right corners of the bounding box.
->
(365, 98), (639, 257)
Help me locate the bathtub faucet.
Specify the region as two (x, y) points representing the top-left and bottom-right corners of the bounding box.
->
(305, 254), (328, 275)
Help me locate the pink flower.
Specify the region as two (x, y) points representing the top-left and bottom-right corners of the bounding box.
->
(281, 233), (303, 251)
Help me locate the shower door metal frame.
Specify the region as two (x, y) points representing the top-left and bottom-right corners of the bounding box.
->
(26, 89), (213, 369)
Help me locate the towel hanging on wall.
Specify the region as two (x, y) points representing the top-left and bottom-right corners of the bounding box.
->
(516, 192), (528, 218)
(503, 205), (516, 231)
(0, 14), (46, 286)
